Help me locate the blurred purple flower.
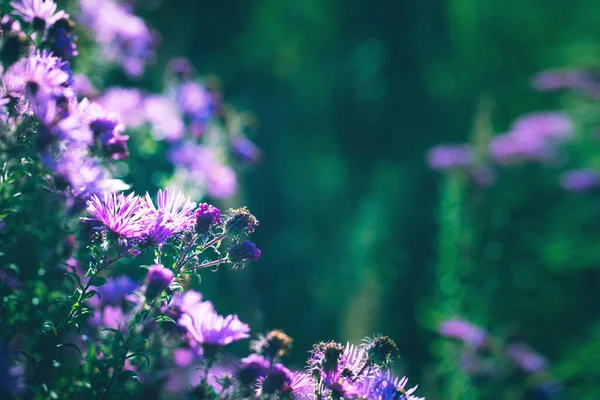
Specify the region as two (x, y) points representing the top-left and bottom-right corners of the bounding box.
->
(179, 309), (250, 347)
(506, 344), (548, 373)
(46, 18), (78, 59)
(231, 136), (261, 164)
(426, 144), (473, 171)
(177, 81), (211, 120)
(145, 264), (174, 299)
(559, 169), (600, 192)
(0, 269), (23, 291)
(86, 191), (149, 239)
(236, 354), (270, 385)
(439, 318), (486, 347)
(532, 69), (593, 92)
(511, 112), (572, 141)
(144, 95), (184, 141)
(10, 0), (67, 29)
(98, 87), (145, 128)
(90, 275), (139, 307)
(256, 363), (292, 395)
(172, 348), (195, 367)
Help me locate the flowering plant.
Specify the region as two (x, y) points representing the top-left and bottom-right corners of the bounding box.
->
(0, 1), (422, 399)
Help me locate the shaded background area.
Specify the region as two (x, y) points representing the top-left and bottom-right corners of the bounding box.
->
(133, 1), (600, 398)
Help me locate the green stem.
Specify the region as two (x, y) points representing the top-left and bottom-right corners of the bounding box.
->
(182, 257), (228, 273)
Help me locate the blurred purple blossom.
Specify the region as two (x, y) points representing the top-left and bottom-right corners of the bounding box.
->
(559, 169), (600, 192)
(98, 87), (145, 128)
(145, 264), (174, 299)
(144, 95), (184, 141)
(506, 343), (548, 373)
(179, 308), (250, 347)
(231, 136), (261, 164)
(439, 318), (487, 347)
(426, 144), (473, 171)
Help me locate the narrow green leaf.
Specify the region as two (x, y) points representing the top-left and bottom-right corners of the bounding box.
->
(126, 352), (151, 367)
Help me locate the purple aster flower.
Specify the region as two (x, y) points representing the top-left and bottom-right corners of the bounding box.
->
(358, 371), (424, 400)
(426, 144), (473, 171)
(142, 189), (196, 246)
(225, 206), (259, 235)
(231, 136), (261, 164)
(532, 69), (593, 92)
(5, 50), (69, 103)
(206, 164), (237, 199)
(143, 95), (184, 141)
(87, 103), (129, 160)
(45, 18), (78, 59)
(86, 191), (150, 239)
(511, 112), (573, 141)
(281, 372), (314, 398)
(439, 318), (487, 348)
(80, 0), (154, 78)
(10, 0), (67, 30)
(145, 264), (174, 299)
(256, 363), (292, 395)
(168, 57), (193, 80)
(177, 81), (211, 119)
(91, 275), (139, 306)
(506, 344), (548, 373)
(179, 309), (250, 348)
(98, 87), (145, 128)
(227, 240), (261, 264)
(559, 169), (600, 192)
(0, 269), (23, 291)
(236, 354), (270, 385)
(194, 203), (221, 234)
(171, 290), (215, 318)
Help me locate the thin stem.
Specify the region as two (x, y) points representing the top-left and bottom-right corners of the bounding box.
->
(174, 233), (198, 272)
(203, 232), (227, 249)
(182, 257), (228, 273)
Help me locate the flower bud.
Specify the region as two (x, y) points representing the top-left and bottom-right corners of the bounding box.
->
(194, 203), (221, 234)
(145, 264), (174, 299)
(227, 240), (261, 264)
(363, 335), (399, 366)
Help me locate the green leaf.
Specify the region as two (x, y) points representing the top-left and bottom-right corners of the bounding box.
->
(90, 276), (107, 287)
(101, 328), (124, 342)
(154, 315), (176, 324)
(116, 370), (140, 383)
(83, 290), (100, 300)
(65, 272), (83, 289)
(126, 352), (151, 367)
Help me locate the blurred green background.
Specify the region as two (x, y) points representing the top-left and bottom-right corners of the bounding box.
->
(135, 1), (600, 398)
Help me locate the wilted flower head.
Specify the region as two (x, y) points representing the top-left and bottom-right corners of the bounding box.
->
(363, 334), (400, 366)
(225, 206), (259, 235)
(86, 191), (149, 239)
(10, 0), (67, 30)
(194, 203), (221, 235)
(439, 318), (487, 348)
(227, 240), (261, 265)
(506, 344), (548, 373)
(145, 264), (174, 299)
(426, 144), (473, 171)
(559, 169), (600, 192)
(252, 329), (293, 359)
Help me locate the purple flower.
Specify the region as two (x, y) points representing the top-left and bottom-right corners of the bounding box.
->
(559, 169), (600, 192)
(86, 191), (149, 239)
(426, 144), (473, 171)
(194, 203), (221, 234)
(88, 103), (129, 160)
(145, 264), (174, 299)
(225, 206), (259, 235)
(227, 240), (261, 264)
(10, 0), (67, 29)
(177, 81), (211, 119)
(179, 309), (250, 347)
(357, 371), (424, 400)
(171, 290), (215, 318)
(168, 57), (193, 80)
(532, 69), (593, 92)
(439, 318), (486, 347)
(281, 372), (314, 398)
(5, 50), (69, 103)
(236, 354), (270, 385)
(0, 269), (23, 291)
(205, 164), (237, 199)
(506, 344), (548, 373)
(91, 275), (139, 306)
(511, 112), (572, 141)
(98, 87), (145, 128)
(143, 95), (184, 141)
(256, 363), (292, 395)
(231, 137), (261, 164)
(45, 18), (78, 59)
(142, 189), (196, 246)
(80, 0), (154, 78)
